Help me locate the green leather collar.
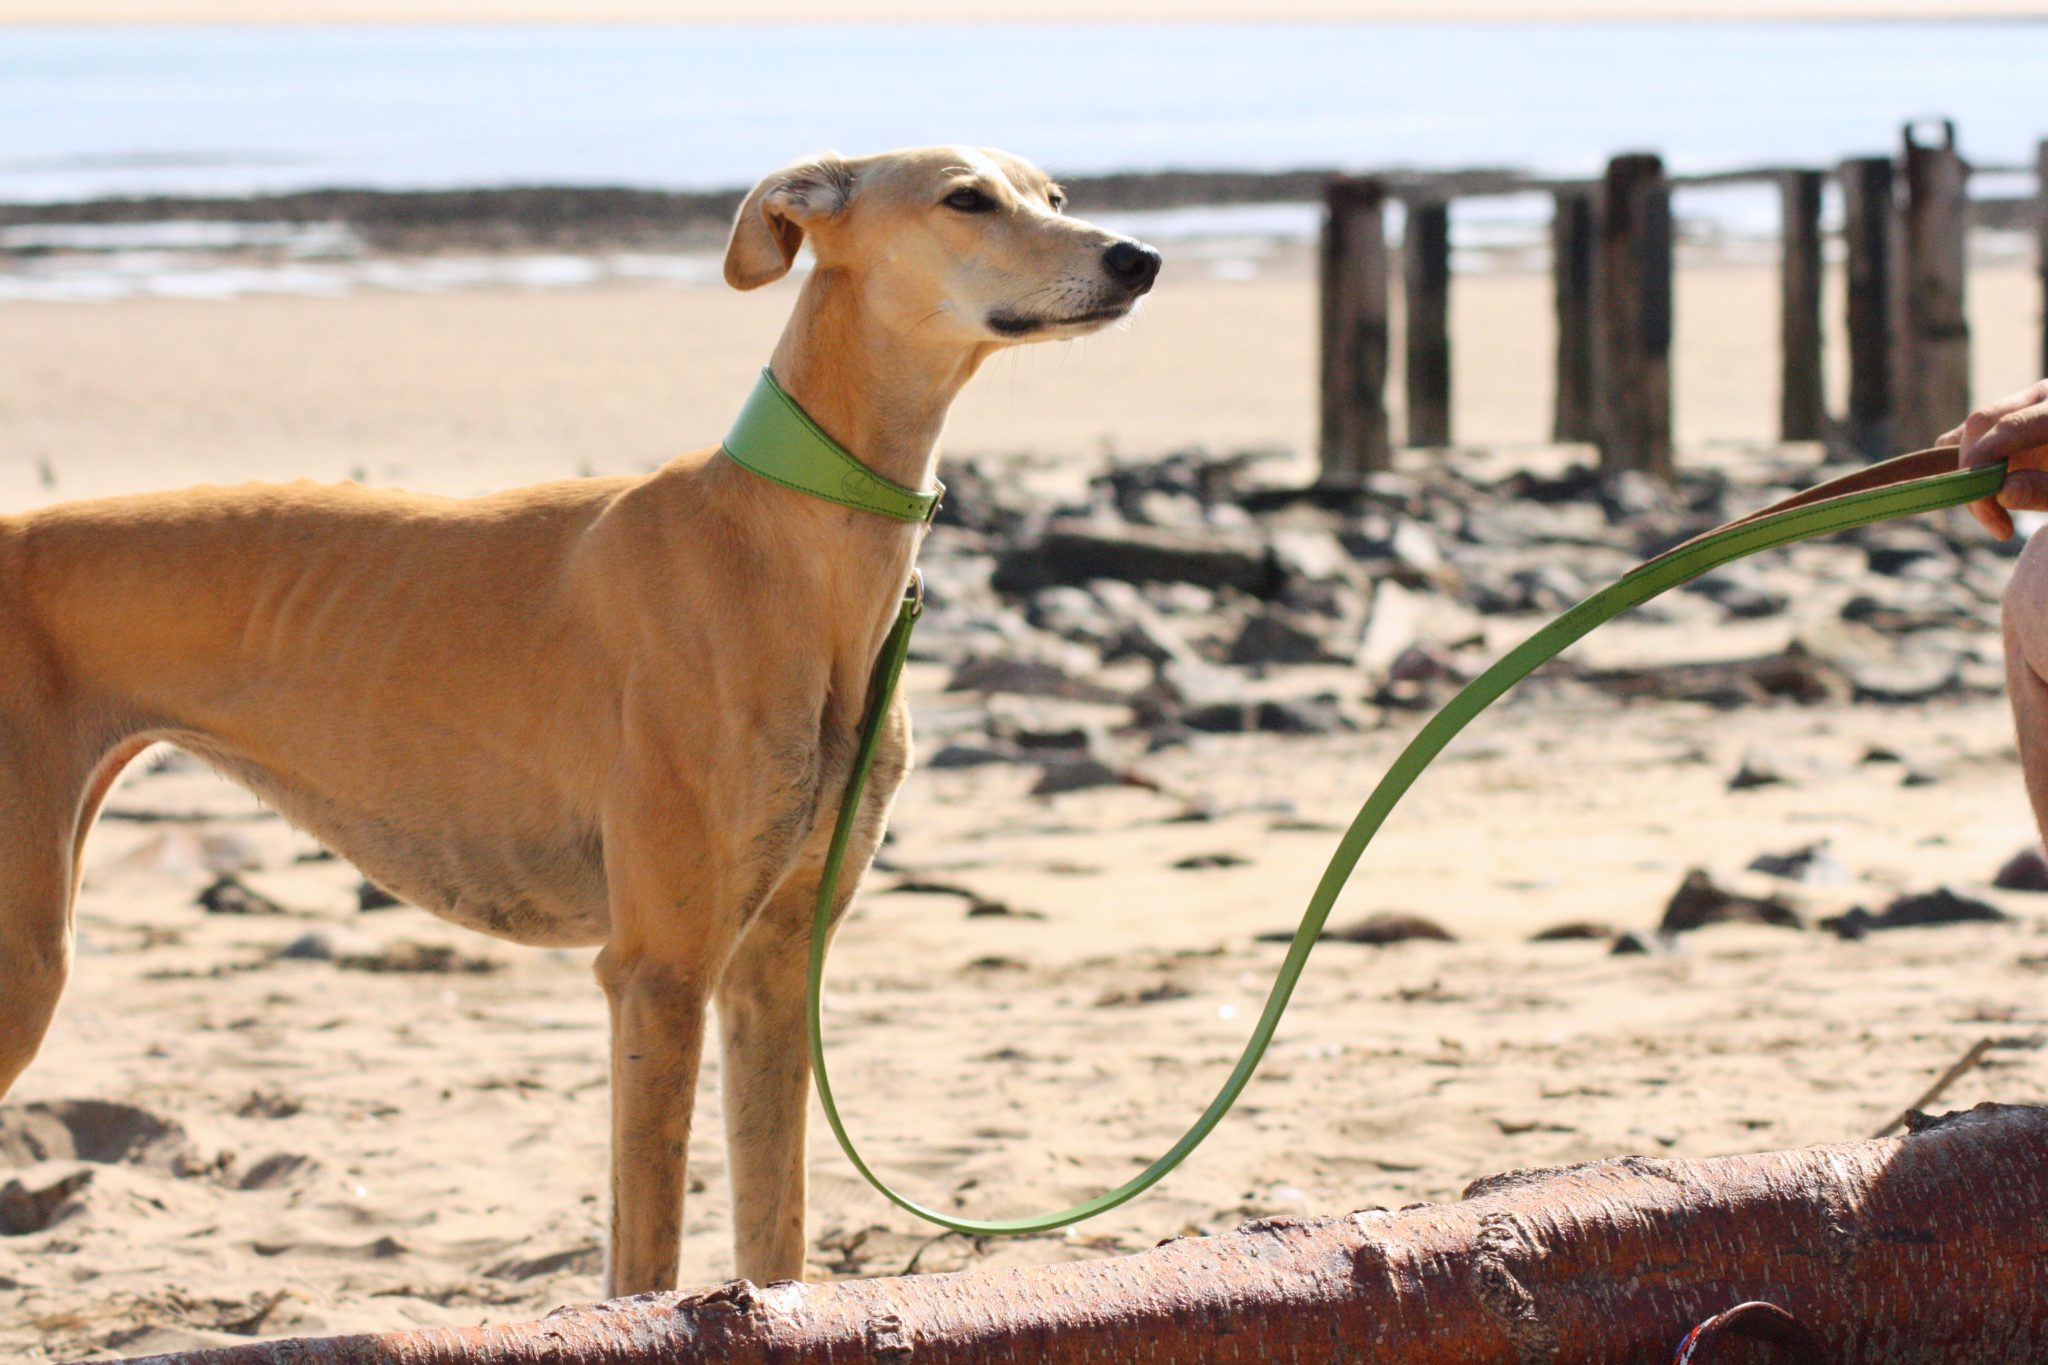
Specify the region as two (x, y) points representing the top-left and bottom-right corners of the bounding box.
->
(721, 368), (944, 523)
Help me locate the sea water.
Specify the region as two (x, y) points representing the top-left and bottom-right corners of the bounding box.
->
(3, 21), (2044, 203)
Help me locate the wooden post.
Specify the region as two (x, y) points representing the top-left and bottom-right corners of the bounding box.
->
(1780, 169), (1826, 443)
(1594, 152), (1673, 479)
(2037, 139), (2047, 377)
(1841, 155), (1896, 457)
(1318, 175), (1391, 485)
(1895, 120), (1970, 449)
(1552, 189), (1597, 444)
(1402, 197), (1452, 448)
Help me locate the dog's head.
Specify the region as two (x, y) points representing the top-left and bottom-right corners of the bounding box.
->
(723, 145), (1160, 345)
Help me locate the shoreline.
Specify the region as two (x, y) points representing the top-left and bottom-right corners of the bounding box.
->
(2, 175), (2035, 259)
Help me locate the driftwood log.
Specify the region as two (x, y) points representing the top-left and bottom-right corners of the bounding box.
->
(113, 1103), (2048, 1364)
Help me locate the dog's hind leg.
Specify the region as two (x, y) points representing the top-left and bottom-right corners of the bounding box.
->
(0, 725), (104, 1100)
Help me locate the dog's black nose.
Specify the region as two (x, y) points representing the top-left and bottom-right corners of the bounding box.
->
(1103, 239), (1162, 294)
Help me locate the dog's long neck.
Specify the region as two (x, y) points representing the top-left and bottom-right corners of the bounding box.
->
(767, 267), (991, 500)
(757, 266), (995, 686)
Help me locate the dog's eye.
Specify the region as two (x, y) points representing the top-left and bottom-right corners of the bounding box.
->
(943, 187), (993, 214)
(1048, 190), (1066, 212)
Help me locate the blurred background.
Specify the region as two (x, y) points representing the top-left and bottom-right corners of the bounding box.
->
(7, 6), (2048, 1359)
(3, 6), (2046, 501)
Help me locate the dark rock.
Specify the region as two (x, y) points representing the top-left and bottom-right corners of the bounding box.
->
(1828, 909), (1872, 941)
(1728, 752), (1789, 791)
(1901, 766), (1943, 788)
(1228, 611), (1344, 667)
(276, 931), (338, 962)
(1685, 570), (1787, 620)
(197, 875), (284, 916)
(1278, 575), (1364, 619)
(1343, 517), (1453, 590)
(1100, 603), (1204, 669)
(1258, 911), (1455, 946)
(1095, 980), (1194, 1007)
(1373, 643), (1469, 710)
(1658, 869), (1803, 933)
(886, 878), (982, 898)
(1745, 842), (1849, 886)
(1860, 745), (1906, 765)
(358, 881), (403, 911)
(948, 655), (1121, 703)
(1029, 758), (1128, 797)
(1609, 929), (1669, 956)
(1500, 463), (1604, 505)
(0, 1099), (196, 1172)
(338, 942), (500, 974)
(1007, 723), (1101, 754)
(1994, 847), (2048, 892)
(1331, 913), (1455, 945)
(1529, 921), (1617, 942)
(1254, 697), (1356, 735)
(1584, 650), (1847, 710)
(966, 900), (1044, 920)
(992, 521), (1278, 597)
(0, 1170), (94, 1236)
(928, 742), (1022, 769)
(1865, 541), (1945, 577)
(1173, 852), (1250, 870)
(1822, 887), (2009, 936)
(1507, 565), (1586, 613)
(1839, 592), (1981, 634)
(1182, 702), (1257, 734)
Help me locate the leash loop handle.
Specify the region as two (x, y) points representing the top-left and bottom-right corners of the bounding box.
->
(809, 452), (2006, 1237)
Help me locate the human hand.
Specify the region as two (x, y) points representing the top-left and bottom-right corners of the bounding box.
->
(1943, 379), (2048, 540)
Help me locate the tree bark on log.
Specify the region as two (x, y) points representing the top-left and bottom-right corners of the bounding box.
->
(111, 1103), (2048, 1365)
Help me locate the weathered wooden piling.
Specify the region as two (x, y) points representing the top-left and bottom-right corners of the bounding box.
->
(1841, 155), (1897, 456)
(114, 1105), (2048, 1365)
(1895, 120), (1970, 449)
(1402, 197), (1452, 448)
(1593, 152), (1673, 479)
(1552, 189), (1598, 445)
(1317, 175), (1390, 484)
(1779, 169), (1826, 443)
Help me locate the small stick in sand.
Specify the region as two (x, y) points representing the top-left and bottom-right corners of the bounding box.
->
(1872, 1037), (1997, 1139)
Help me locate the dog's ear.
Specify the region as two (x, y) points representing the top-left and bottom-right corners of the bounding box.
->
(723, 155), (854, 290)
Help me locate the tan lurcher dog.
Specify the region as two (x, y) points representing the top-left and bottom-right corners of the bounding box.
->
(0, 145), (1161, 1296)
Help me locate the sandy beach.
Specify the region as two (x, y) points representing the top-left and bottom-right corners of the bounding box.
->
(4, 243), (2048, 1359)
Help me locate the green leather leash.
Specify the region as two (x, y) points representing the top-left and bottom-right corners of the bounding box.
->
(748, 364), (2005, 1237)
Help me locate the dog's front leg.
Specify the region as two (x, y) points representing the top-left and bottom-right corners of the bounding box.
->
(716, 699), (910, 1285)
(595, 937), (718, 1297)
(716, 913), (815, 1285)
(594, 783), (750, 1298)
